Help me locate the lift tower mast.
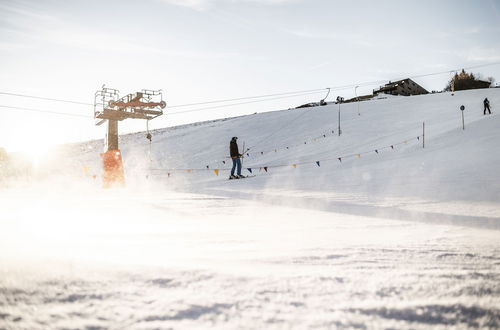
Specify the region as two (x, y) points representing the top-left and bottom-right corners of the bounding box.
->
(94, 87), (166, 187)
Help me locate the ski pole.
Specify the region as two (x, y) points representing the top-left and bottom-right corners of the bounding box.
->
(241, 142), (245, 167)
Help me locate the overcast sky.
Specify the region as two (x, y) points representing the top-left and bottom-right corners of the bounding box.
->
(1, 0), (500, 153)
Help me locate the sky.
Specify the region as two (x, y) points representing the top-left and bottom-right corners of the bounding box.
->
(1, 0), (500, 154)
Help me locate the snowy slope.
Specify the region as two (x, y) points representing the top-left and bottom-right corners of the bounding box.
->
(54, 88), (500, 220)
(136, 89), (499, 186)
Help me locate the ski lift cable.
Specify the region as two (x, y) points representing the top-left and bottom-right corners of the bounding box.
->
(168, 90), (325, 115)
(168, 88), (329, 109)
(0, 91), (93, 106)
(0, 104), (92, 118)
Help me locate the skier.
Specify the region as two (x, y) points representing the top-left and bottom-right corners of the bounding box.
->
(229, 136), (243, 179)
(484, 98), (491, 115)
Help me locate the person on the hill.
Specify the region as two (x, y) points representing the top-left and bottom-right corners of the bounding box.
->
(484, 98), (491, 115)
(229, 136), (243, 179)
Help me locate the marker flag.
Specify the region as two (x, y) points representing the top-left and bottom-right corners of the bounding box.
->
(214, 169), (220, 176)
(316, 161), (320, 167)
(247, 168), (253, 173)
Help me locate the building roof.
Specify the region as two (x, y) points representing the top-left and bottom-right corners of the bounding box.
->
(374, 78), (428, 95)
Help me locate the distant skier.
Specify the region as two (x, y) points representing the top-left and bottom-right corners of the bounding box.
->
(229, 136), (243, 179)
(484, 98), (491, 115)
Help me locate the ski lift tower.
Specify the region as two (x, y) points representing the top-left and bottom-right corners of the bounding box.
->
(94, 87), (166, 188)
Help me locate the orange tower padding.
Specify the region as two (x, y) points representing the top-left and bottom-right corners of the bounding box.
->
(101, 149), (125, 188)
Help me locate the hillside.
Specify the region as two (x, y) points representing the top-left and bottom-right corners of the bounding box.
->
(54, 88), (500, 224)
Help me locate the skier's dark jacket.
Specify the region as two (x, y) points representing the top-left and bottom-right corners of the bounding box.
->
(230, 139), (240, 158)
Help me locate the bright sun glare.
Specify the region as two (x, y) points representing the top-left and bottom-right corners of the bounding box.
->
(7, 125), (58, 164)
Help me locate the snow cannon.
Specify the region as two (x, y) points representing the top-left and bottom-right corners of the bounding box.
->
(94, 87), (165, 188)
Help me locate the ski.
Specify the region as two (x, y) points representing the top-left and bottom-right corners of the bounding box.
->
(228, 175), (256, 180)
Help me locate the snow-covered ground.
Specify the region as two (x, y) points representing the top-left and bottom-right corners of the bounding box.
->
(1, 89), (500, 329)
(1, 186), (500, 329)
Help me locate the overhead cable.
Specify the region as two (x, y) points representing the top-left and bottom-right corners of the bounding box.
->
(168, 90), (325, 115)
(168, 88), (329, 109)
(0, 104), (92, 118)
(0, 91), (92, 106)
